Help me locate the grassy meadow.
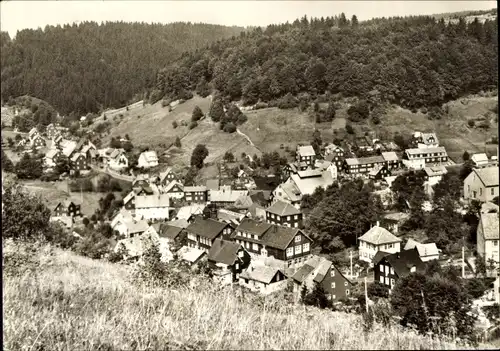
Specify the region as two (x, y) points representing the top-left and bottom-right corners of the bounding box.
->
(3, 241), (494, 351)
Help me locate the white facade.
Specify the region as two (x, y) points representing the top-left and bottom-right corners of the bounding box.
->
(359, 240), (401, 264)
(403, 158), (425, 170)
(138, 151), (159, 169)
(136, 206), (170, 221)
(109, 154), (129, 171)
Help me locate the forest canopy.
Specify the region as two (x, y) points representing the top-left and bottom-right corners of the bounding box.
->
(0, 21), (244, 115)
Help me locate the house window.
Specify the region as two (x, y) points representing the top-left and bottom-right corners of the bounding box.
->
(245, 279), (249, 284)
(385, 277), (390, 285)
(286, 247), (293, 257)
(346, 290), (350, 296)
(379, 276), (384, 284)
(294, 223), (299, 228)
(294, 215), (299, 220)
(480, 188), (483, 196)
(494, 240), (498, 247)
(253, 243), (258, 251)
(303, 243), (310, 252)
(295, 235), (301, 243)
(332, 294), (336, 300)
(344, 281), (348, 287)
(295, 245), (302, 254)
(379, 265), (384, 272)
(390, 267), (394, 275)
(331, 282), (336, 289)
(238, 251), (244, 257)
(391, 279), (395, 287)
(287, 215), (291, 221)
(331, 269), (335, 277)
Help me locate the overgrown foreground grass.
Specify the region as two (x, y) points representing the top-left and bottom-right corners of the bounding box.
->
(3, 242), (494, 350)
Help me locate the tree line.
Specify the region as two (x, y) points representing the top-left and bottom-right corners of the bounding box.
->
(154, 14), (497, 110)
(1, 21), (243, 115)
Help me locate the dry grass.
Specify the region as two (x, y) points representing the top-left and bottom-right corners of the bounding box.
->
(3, 243), (492, 351)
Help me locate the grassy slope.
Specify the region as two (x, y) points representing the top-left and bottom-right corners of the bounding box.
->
(3, 243), (486, 351)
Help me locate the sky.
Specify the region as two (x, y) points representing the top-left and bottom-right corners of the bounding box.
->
(1, 0), (497, 38)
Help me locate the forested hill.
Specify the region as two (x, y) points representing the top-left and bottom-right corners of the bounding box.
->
(0, 21), (244, 115)
(153, 14), (498, 109)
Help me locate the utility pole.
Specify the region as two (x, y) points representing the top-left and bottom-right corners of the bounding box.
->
(462, 246), (465, 278)
(350, 250), (353, 278)
(364, 277), (368, 313)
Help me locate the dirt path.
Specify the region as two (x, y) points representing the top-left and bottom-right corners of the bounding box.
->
(236, 128), (259, 150)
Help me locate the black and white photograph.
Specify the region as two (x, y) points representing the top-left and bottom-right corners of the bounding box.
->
(1, 0), (499, 349)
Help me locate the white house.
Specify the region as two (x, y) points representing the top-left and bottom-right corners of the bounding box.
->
(238, 265), (288, 295)
(163, 180), (184, 199)
(108, 149), (129, 171)
(471, 153), (490, 168)
(110, 208), (135, 235)
(423, 165), (448, 187)
(138, 151), (159, 169)
(477, 211), (499, 274)
(135, 194), (170, 221)
(44, 149), (61, 167)
(358, 222), (402, 264)
(404, 239), (439, 262)
(403, 147), (448, 170)
(413, 132), (439, 149)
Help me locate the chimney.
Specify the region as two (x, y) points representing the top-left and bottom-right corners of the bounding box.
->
(376, 221), (379, 227)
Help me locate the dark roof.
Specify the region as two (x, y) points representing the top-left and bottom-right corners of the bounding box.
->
(186, 216), (228, 240)
(236, 218), (272, 237)
(373, 248), (426, 278)
(252, 176), (280, 191)
(157, 224), (183, 240)
(207, 239), (241, 266)
(249, 190), (271, 206)
(261, 226), (308, 250)
(291, 263), (316, 283)
(74, 138), (86, 152)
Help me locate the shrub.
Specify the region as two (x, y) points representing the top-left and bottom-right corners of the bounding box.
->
(223, 122), (237, 133)
(189, 121), (198, 130)
(254, 102), (268, 110)
(467, 119), (475, 127)
(346, 124), (355, 134)
(172, 120), (178, 129)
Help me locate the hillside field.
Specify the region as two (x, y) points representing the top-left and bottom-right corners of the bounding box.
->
(4, 241), (491, 351)
(101, 93), (497, 168)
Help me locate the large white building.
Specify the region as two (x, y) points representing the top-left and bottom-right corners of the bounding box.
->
(138, 151), (159, 169)
(358, 222), (402, 264)
(135, 194), (171, 221)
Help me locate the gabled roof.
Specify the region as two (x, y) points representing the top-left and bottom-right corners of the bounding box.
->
(479, 212), (500, 240)
(471, 153), (489, 164)
(186, 216), (228, 239)
(383, 212), (410, 222)
(249, 190), (271, 206)
(266, 200), (301, 216)
(236, 218), (272, 237)
(358, 225), (402, 245)
(481, 202), (499, 214)
(178, 246), (206, 264)
(419, 132), (439, 145)
(61, 140), (77, 157)
(165, 181), (184, 193)
(261, 226), (308, 250)
(176, 204), (205, 220)
(291, 260), (319, 283)
(184, 186), (207, 192)
(290, 168), (334, 196)
(404, 239), (439, 257)
(208, 239), (242, 266)
(157, 224), (183, 240)
(135, 194), (170, 208)
(297, 169), (323, 179)
(159, 167), (175, 183)
(123, 191), (135, 205)
(381, 151), (399, 162)
(357, 156), (385, 165)
(209, 187), (248, 203)
(473, 167), (499, 187)
(297, 145), (316, 157)
(45, 149), (60, 159)
(239, 265), (283, 284)
(233, 195), (254, 209)
(405, 147), (447, 156)
(279, 182), (302, 202)
(369, 165), (383, 176)
(217, 209), (245, 225)
(140, 150), (158, 163)
(70, 152), (85, 162)
(127, 220), (150, 234)
(168, 219), (190, 229)
(373, 248), (426, 277)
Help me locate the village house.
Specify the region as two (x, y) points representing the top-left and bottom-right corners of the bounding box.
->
(403, 239), (440, 262)
(53, 200), (81, 218)
(281, 162), (310, 183)
(324, 143), (345, 169)
(291, 256), (353, 302)
(217, 208), (246, 226)
(28, 127), (40, 140)
(232, 219), (313, 268)
(481, 201), (499, 214)
(46, 124), (59, 139)
(152, 223), (185, 245)
(373, 248), (426, 291)
(381, 212), (410, 234)
(122, 190), (136, 212)
(358, 222), (402, 264)
(132, 174), (151, 189)
(44, 149), (63, 168)
(157, 167), (180, 186)
(49, 215), (74, 230)
(344, 156), (385, 176)
(272, 182), (302, 209)
(52, 134), (63, 148)
(296, 145), (316, 167)
(186, 216), (233, 252)
(463, 167), (499, 203)
(402, 147), (448, 170)
(164, 181), (184, 199)
(208, 185), (248, 209)
(60, 140), (78, 159)
(138, 150), (159, 169)
(354, 136), (374, 152)
(368, 164), (392, 181)
(107, 148), (129, 171)
(381, 151), (401, 170)
(70, 152), (89, 172)
(477, 211), (500, 274)
(471, 153), (491, 169)
(81, 144), (98, 164)
(135, 183), (160, 196)
(134, 194), (170, 221)
(239, 265), (288, 295)
(423, 165), (448, 187)
(266, 200), (303, 228)
(30, 134), (46, 149)
(175, 204), (206, 222)
(184, 186), (208, 203)
(413, 132), (439, 149)
(177, 246), (207, 267)
(208, 239), (251, 285)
